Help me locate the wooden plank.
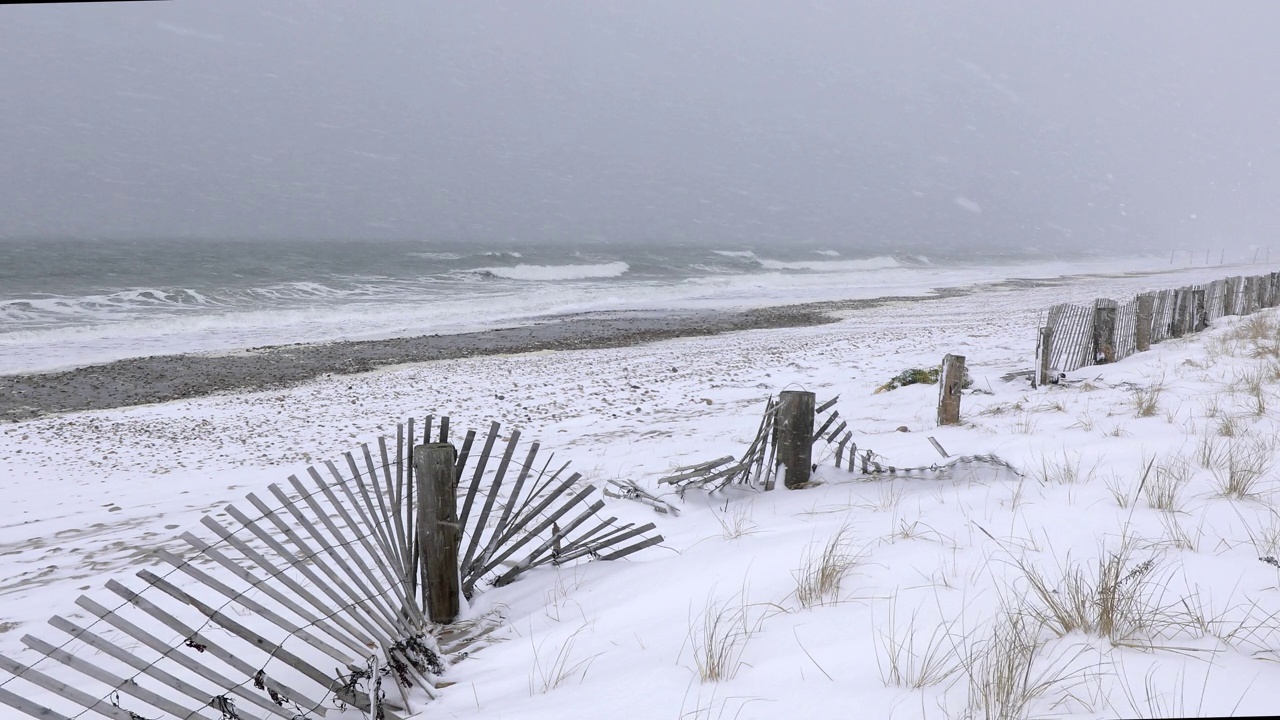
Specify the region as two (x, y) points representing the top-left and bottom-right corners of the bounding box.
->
(657, 456), (735, 484)
(0, 681), (72, 720)
(319, 460), (406, 597)
(152, 547), (352, 666)
(0, 652), (136, 720)
(333, 454), (422, 626)
(212, 507), (388, 646)
(824, 420), (848, 444)
(74, 595), (288, 720)
(470, 479), (591, 582)
(439, 415), (450, 443)
(458, 422), (501, 529)
(453, 428), (478, 487)
(479, 441), (541, 566)
(494, 500), (609, 585)
(380, 434), (414, 586)
(663, 455), (737, 477)
(245, 488), (403, 636)
(462, 429), (522, 574)
(355, 448), (409, 590)
(928, 436), (950, 459)
(138, 570), (339, 692)
(812, 410), (839, 443)
(260, 486), (404, 635)
(21, 633), (197, 720)
(105, 579), (310, 714)
(815, 396), (839, 415)
(47, 615), (231, 719)
(596, 532), (665, 562)
(183, 527), (372, 657)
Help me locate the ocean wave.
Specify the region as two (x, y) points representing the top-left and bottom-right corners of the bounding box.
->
(408, 252), (464, 261)
(756, 255), (903, 272)
(463, 261), (630, 282)
(814, 249), (841, 257)
(712, 250), (760, 260)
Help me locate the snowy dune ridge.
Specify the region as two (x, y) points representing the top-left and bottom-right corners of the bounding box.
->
(3, 266), (1280, 717)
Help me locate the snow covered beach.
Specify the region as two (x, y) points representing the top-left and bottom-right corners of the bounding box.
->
(4, 263), (1280, 718)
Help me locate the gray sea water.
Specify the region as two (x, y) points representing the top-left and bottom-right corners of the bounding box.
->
(0, 238), (1151, 374)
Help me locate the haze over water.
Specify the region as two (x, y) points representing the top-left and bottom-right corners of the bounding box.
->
(1, 2), (1277, 371)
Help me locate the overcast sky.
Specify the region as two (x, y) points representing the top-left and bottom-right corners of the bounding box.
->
(0, 1), (1277, 252)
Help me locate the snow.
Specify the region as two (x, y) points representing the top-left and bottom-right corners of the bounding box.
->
(4, 264), (1280, 718)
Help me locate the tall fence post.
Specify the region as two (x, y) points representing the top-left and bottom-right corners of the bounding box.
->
(775, 390), (815, 489)
(1135, 293), (1154, 352)
(1092, 301), (1117, 363)
(1223, 279), (1237, 317)
(1036, 326), (1054, 387)
(413, 442), (461, 624)
(937, 354), (966, 426)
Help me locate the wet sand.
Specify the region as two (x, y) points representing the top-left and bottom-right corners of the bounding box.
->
(2, 292), (977, 422)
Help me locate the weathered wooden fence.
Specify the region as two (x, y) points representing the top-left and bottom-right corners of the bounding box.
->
(657, 394), (1019, 497)
(1037, 272), (1280, 384)
(0, 415), (662, 720)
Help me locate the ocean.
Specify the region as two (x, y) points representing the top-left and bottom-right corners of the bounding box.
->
(0, 238), (1164, 375)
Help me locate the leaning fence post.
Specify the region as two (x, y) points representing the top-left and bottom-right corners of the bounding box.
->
(1092, 301), (1118, 363)
(774, 390), (815, 489)
(1135, 293), (1154, 352)
(1036, 326), (1054, 387)
(413, 442), (461, 624)
(937, 354), (966, 426)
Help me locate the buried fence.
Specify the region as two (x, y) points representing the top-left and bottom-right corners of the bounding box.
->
(0, 416), (662, 720)
(1036, 271), (1280, 384)
(0, 388), (1018, 719)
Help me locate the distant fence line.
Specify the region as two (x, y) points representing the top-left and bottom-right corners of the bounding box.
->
(1036, 272), (1280, 384)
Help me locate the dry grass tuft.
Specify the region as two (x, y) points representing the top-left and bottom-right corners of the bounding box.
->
(794, 525), (864, 609)
(689, 593), (758, 683)
(1030, 450), (1096, 486)
(961, 609), (1092, 720)
(1130, 383), (1163, 418)
(1017, 543), (1166, 647)
(529, 622), (601, 695)
(1210, 435), (1274, 500)
(874, 595), (964, 689)
(1144, 455), (1191, 512)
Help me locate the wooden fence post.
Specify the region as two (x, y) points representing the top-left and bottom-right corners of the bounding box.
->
(937, 354), (966, 426)
(1036, 326), (1054, 387)
(1092, 302), (1117, 363)
(775, 390), (815, 489)
(1169, 289), (1185, 338)
(1135, 293), (1154, 352)
(1192, 288), (1208, 332)
(1223, 279), (1236, 317)
(413, 442), (461, 624)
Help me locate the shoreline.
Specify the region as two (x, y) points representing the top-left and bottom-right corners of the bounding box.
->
(1, 288), (984, 422)
(0, 265), (1228, 422)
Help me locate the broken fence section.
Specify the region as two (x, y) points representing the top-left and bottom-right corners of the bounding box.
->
(0, 415), (663, 720)
(663, 394), (1021, 496)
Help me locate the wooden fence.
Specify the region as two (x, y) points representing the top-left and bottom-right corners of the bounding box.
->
(1037, 272), (1280, 383)
(0, 415), (662, 720)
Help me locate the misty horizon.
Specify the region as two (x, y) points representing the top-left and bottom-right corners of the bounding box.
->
(1, 1), (1278, 252)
